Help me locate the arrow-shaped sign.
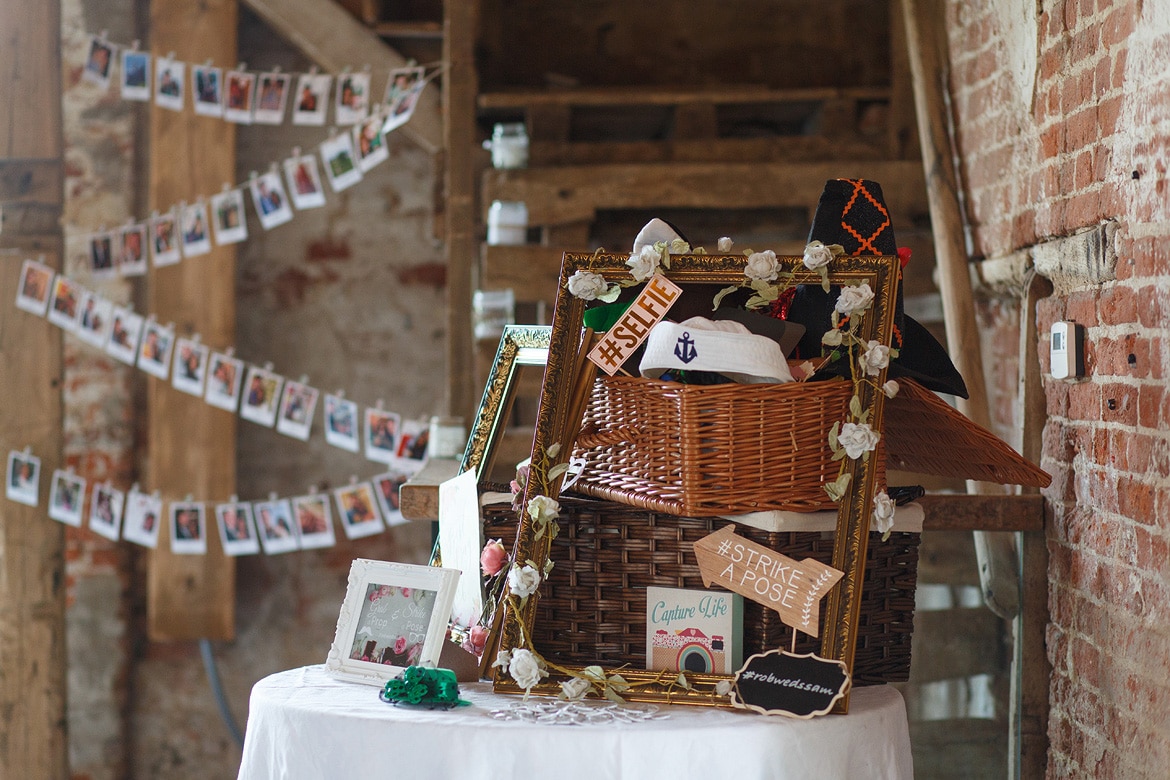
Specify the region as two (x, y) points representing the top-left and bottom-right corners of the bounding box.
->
(693, 525), (844, 637)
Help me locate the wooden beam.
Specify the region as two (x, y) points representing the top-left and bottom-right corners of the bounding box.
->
(146, 0), (238, 642)
(479, 85), (892, 109)
(918, 494), (1045, 532)
(242, 0), (442, 154)
(0, 0), (67, 775)
(525, 136), (890, 167)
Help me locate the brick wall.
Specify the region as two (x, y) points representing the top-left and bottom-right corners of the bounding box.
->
(946, 1), (1170, 776)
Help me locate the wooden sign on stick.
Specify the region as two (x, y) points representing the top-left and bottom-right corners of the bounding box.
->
(693, 525), (844, 637)
(586, 274), (682, 375)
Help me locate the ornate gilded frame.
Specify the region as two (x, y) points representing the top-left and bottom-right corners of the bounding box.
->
(492, 252), (899, 711)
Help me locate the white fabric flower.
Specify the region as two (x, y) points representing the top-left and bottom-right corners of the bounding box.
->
(882, 380), (901, 398)
(837, 422), (881, 460)
(492, 649), (512, 670)
(821, 328), (844, 347)
(526, 495), (560, 525)
(507, 564), (541, 598)
(871, 491), (896, 535)
(566, 270), (608, 301)
(626, 245), (662, 282)
(668, 238), (691, 255)
(744, 250), (780, 282)
(835, 282), (875, 316)
(802, 240), (836, 271)
(508, 648), (548, 690)
(717, 236), (734, 252)
(858, 340), (891, 376)
(560, 677), (592, 701)
(715, 679), (733, 696)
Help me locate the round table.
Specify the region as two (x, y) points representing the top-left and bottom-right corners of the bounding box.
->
(237, 665), (913, 780)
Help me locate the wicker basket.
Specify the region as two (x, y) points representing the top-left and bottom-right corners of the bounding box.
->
(571, 375), (885, 516)
(484, 496), (918, 687)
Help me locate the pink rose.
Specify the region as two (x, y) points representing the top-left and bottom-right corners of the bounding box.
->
(480, 539), (508, 576)
(394, 635), (407, 655)
(406, 642), (422, 665)
(461, 625), (488, 657)
(400, 587), (412, 599)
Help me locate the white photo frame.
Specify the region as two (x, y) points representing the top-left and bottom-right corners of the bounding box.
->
(122, 488), (163, 549)
(47, 275), (83, 331)
(210, 188), (248, 245)
(75, 291), (113, 349)
(48, 469), (86, 526)
(90, 232), (116, 278)
(151, 211), (182, 267)
(82, 36), (114, 88)
(394, 418), (430, 474)
(276, 380), (319, 441)
(171, 338), (210, 396)
(364, 408), (400, 464)
(319, 132), (363, 192)
(154, 56), (185, 112)
(239, 365), (284, 427)
(334, 71), (370, 126)
(137, 320), (175, 380)
(325, 559), (460, 686)
(216, 502), (260, 556)
(192, 65), (223, 117)
(105, 306), (144, 365)
(119, 223), (149, 276)
(371, 469), (410, 527)
(223, 70), (255, 124)
(354, 114), (389, 172)
(180, 201), (212, 258)
(333, 482), (386, 540)
(248, 171), (294, 230)
(88, 483), (124, 541)
(205, 351), (245, 412)
(292, 493), (336, 550)
(170, 501), (207, 555)
(6, 451), (41, 507)
(16, 259), (55, 316)
(382, 66), (425, 134)
(323, 394), (360, 452)
(253, 72), (290, 125)
(283, 154), (327, 210)
(292, 73), (331, 126)
(120, 50), (151, 101)
(255, 498), (299, 555)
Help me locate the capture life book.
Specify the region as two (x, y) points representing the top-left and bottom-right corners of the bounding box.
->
(646, 586), (743, 675)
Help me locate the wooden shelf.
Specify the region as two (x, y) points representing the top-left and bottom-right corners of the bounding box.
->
(479, 85), (891, 110)
(374, 21), (443, 39)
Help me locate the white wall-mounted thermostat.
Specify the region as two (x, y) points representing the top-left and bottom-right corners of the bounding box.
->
(1050, 321), (1085, 379)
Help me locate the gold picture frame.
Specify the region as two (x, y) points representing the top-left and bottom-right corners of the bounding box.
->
(493, 252), (900, 711)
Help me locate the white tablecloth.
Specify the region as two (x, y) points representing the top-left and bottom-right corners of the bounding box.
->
(238, 665), (912, 780)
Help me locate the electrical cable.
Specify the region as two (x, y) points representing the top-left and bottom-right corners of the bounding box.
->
(199, 638), (245, 748)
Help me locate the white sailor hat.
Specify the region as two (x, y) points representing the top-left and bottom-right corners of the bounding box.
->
(639, 316), (794, 385)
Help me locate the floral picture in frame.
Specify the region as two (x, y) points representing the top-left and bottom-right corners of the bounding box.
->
(326, 559), (460, 686)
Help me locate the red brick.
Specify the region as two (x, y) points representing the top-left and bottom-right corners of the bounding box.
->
(1136, 285), (1167, 329)
(1138, 384), (1168, 429)
(1117, 476), (1156, 524)
(1101, 4), (1137, 47)
(1065, 190), (1105, 230)
(1067, 381), (1101, 420)
(1101, 382), (1138, 425)
(1064, 290), (1100, 327)
(1070, 634), (1102, 689)
(1098, 284), (1137, 326)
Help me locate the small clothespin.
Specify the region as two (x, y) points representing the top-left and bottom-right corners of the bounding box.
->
(263, 361), (275, 372)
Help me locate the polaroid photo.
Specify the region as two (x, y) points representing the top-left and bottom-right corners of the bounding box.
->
(292, 493), (336, 550)
(283, 154), (327, 210)
(276, 381), (319, 441)
(255, 498), (299, 555)
(240, 364), (285, 427)
(122, 488), (163, 549)
(248, 171), (294, 230)
(253, 72), (290, 124)
(154, 56), (185, 112)
(16, 259), (55, 317)
(372, 469), (410, 526)
(223, 70), (255, 124)
(365, 409), (401, 464)
(210, 188), (248, 245)
(90, 231), (117, 278)
(82, 35), (115, 88)
(334, 482), (385, 540)
(105, 306), (145, 365)
(48, 469), (87, 526)
(319, 132), (363, 193)
(6, 451), (41, 507)
(216, 502), (260, 556)
(47, 275), (83, 331)
(354, 114), (389, 172)
(151, 211), (182, 267)
(88, 483), (124, 541)
(382, 66), (425, 134)
(75, 291), (113, 349)
(292, 73), (331, 126)
(393, 419), (430, 474)
(180, 201), (212, 258)
(205, 351), (245, 411)
(334, 71), (370, 125)
(119, 223), (149, 276)
(192, 65), (224, 117)
(170, 501), (207, 555)
(137, 320), (175, 380)
(323, 394), (360, 452)
(171, 338), (209, 397)
(120, 50), (151, 101)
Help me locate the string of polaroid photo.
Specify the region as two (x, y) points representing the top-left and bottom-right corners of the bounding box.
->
(14, 258), (435, 473)
(5, 445), (417, 558)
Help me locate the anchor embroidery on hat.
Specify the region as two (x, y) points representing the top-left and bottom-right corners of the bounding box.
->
(674, 332), (697, 363)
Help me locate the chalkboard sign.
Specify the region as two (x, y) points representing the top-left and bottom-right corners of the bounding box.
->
(730, 650), (851, 718)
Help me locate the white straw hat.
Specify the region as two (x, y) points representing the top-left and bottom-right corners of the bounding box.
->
(639, 316), (794, 385)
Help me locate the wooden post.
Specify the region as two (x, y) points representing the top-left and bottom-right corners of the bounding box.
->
(145, 0), (238, 641)
(0, 0), (68, 775)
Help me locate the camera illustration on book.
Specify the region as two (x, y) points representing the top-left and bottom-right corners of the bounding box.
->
(651, 627), (727, 674)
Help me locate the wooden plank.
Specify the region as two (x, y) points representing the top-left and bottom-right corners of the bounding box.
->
(918, 495), (1044, 532)
(373, 21), (445, 39)
(145, 0), (238, 643)
(887, 0), (920, 160)
(242, 0), (442, 154)
(479, 85), (892, 109)
(0, 0), (67, 774)
(483, 160), (929, 227)
(399, 457), (460, 522)
(909, 609), (1006, 683)
(526, 136), (889, 166)
(481, 245), (568, 306)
